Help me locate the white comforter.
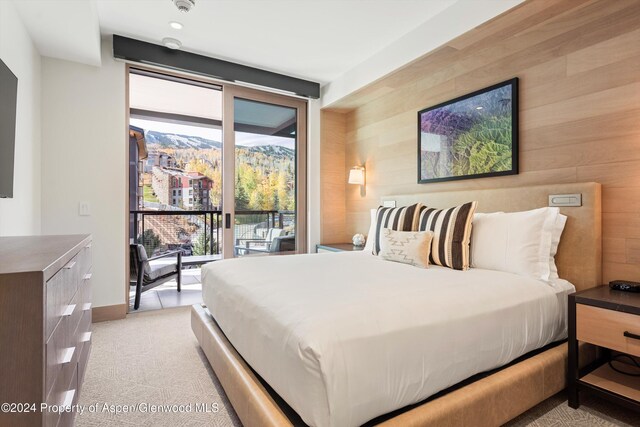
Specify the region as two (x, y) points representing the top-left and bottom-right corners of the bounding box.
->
(202, 251), (573, 427)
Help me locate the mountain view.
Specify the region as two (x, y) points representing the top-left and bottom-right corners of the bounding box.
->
(142, 130), (296, 212)
(144, 130), (222, 150)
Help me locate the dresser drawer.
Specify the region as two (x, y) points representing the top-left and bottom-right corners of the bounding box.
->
(45, 314), (67, 399)
(45, 313), (81, 401)
(82, 269), (92, 314)
(76, 308), (92, 395)
(59, 364), (79, 427)
(77, 243), (92, 283)
(44, 340), (78, 427)
(79, 306), (92, 338)
(576, 304), (640, 357)
(69, 287), (83, 339)
(46, 255), (80, 338)
(78, 337), (91, 386)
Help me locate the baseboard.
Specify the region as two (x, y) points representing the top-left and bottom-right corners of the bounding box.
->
(92, 303), (127, 322)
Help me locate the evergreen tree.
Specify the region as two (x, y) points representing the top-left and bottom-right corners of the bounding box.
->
(193, 233), (212, 255)
(235, 175), (250, 210)
(139, 229), (161, 256)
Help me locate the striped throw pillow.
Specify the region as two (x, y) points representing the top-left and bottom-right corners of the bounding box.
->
(373, 204), (422, 255)
(417, 201), (477, 270)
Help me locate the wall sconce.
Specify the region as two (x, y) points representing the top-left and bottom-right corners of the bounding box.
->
(348, 166), (366, 196)
(348, 166), (365, 185)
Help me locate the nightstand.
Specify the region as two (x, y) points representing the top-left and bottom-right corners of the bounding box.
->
(568, 285), (640, 411)
(316, 243), (365, 253)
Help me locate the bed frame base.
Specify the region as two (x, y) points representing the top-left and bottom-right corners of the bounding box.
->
(191, 303), (595, 427)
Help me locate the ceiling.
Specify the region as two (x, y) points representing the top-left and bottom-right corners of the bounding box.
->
(12, 0), (101, 66)
(96, 0), (456, 84)
(12, 0), (520, 93)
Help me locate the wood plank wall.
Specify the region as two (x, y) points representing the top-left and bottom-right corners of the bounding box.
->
(320, 0), (640, 282)
(320, 110), (347, 244)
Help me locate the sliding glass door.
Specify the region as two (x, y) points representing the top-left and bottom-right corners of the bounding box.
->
(129, 69), (307, 263)
(128, 69), (223, 259)
(222, 87), (307, 258)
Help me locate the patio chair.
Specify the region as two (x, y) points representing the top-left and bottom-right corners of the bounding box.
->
(269, 234), (295, 253)
(235, 228), (285, 254)
(129, 244), (182, 310)
(236, 233), (296, 255)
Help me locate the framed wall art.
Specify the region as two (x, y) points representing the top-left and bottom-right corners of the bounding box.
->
(418, 78), (518, 183)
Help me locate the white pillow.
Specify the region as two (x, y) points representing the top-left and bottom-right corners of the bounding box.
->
(471, 207), (560, 281)
(363, 208), (377, 253)
(378, 228), (434, 268)
(549, 213), (567, 280)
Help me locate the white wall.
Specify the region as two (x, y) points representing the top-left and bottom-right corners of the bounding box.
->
(307, 99), (321, 251)
(41, 38), (126, 309)
(0, 1), (41, 236)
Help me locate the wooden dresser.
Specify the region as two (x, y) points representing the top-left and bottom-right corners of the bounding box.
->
(0, 235), (92, 427)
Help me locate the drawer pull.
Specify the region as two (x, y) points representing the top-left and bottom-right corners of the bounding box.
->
(624, 331), (640, 341)
(84, 273), (92, 280)
(81, 332), (92, 343)
(83, 302), (92, 311)
(62, 304), (76, 317)
(61, 347), (75, 364)
(61, 389), (76, 408)
(86, 243), (92, 249)
(64, 261), (77, 270)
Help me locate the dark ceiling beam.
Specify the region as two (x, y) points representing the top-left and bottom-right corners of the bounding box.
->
(113, 35), (320, 99)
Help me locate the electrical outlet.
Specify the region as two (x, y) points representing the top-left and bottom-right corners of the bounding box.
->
(383, 200), (396, 208)
(79, 202), (91, 216)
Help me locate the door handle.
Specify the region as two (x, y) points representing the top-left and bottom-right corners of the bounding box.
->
(225, 213), (231, 229)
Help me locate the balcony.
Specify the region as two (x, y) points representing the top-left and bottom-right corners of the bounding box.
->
(130, 209), (295, 258)
(129, 209), (294, 311)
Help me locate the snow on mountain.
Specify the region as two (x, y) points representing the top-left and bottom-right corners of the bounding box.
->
(244, 145), (295, 159)
(144, 131), (294, 159)
(144, 131), (222, 150)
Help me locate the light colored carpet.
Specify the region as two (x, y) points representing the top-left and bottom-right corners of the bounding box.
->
(76, 307), (241, 426)
(506, 393), (639, 427)
(77, 306), (639, 427)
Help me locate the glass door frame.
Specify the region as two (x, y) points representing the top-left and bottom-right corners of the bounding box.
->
(125, 64), (309, 311)
(222, 85), (308, 258)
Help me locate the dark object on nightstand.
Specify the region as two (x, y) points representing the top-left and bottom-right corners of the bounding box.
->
(610, 280), (640, 293)
(568, 285), (640, 412)
(316, 243), (365, 253)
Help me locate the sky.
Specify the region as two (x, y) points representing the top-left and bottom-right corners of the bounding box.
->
(130, 118), (295, 150)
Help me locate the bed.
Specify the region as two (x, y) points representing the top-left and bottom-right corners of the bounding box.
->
(192, 182), (602, 427)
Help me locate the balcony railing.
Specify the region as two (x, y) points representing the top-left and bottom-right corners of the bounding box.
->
(131, 210), (221, 257)
(130, 210), (295, 257)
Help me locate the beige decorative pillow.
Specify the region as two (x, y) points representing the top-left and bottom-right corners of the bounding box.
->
(378, 228), (434, 268)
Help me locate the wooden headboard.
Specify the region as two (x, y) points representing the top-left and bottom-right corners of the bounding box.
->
(383, 182), (602, 291)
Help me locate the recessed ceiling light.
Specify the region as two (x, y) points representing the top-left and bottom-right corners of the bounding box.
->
(169, 21), (183, 30)
(162, 37), (182, 50)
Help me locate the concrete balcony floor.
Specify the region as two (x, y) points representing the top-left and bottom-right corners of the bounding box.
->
(129, 268), (203, 312)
